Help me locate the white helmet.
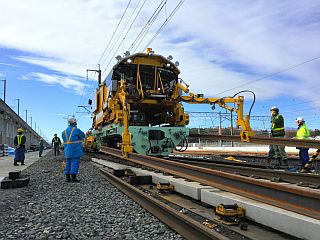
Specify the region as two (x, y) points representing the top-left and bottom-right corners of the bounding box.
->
(295, 117), (304, 122)
(270, 106), (279, 112)
(68, 117), (77, 125)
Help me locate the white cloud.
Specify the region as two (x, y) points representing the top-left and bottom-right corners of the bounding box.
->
(0, 62), (21, 67)
(29, 72), (88, 95)
(0, 0), (319, 103)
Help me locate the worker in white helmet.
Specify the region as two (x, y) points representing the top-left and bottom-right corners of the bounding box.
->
(61, 118), (85, 182)
(267, 107), (288, 167)
(295, 117), (310, 169)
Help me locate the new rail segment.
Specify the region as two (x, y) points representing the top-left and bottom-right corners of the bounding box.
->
(98, 146), (320, 220)
(169, 155), (320, 186)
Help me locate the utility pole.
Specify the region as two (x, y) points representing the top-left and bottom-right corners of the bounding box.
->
(24, 109), (28, 123)
(87, 64), (102, 85)
(34, 122), (36, 132)
(29, 117), (32, 128)
(0, 78), (6, 103)
(15, 98), (20, 116)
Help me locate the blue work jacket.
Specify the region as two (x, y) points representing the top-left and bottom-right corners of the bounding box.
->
(62, 125), (85, 158)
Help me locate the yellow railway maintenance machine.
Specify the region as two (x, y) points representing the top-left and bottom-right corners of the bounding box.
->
(87, 48), (254, 158)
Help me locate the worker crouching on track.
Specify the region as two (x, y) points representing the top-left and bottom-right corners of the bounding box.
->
(13, 128), (26, 166)
(267, 107), (288, 167)
(62, 118), (85, 182)
(295, 117), (310, 169)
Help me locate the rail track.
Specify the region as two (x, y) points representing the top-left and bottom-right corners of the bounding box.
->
(189, 134), (320, 149)
(99, 168), (229, 240)
(169, 155), (320, 186)
(98, 146), (320, 220)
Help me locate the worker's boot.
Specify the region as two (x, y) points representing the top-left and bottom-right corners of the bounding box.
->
(13, 161), (19, 166)
(71, 174), (80, 183)
(66, 174), (71, 182)
(21, 161), (25, 166)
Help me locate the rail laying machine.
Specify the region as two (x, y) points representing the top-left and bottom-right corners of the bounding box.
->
(85, 48), (254, 158)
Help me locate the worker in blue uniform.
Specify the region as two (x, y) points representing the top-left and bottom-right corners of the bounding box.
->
(61, 118), (85, 182)
(14, 128), (26, 166)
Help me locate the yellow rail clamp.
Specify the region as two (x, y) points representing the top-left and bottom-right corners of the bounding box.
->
(224, 156), (245, 163)
(156, 182), (174, 191)
(214, 204), (246, 226)
(202, 220), (217, 229)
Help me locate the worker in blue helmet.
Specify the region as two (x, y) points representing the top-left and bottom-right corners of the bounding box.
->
(61, 118), (85, 182)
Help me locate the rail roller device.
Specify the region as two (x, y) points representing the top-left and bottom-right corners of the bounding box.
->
(87, 48), (254, 158)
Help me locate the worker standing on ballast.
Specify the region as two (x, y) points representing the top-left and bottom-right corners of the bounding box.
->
(295, 117), (310, 169)
(39, 138), (44, 157)
(61, 118), (85, 182)
(52, 133), (61, 156)
(267, 107), (288, 167)
(13, 128), (26, 166)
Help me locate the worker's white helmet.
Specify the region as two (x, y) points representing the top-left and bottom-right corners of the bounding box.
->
(295, 117), (305, 122)
(270, 106), (279, 112)
(68, 117), (77, 125)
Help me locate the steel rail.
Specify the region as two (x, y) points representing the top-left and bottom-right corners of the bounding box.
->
(100, 146), (320, 220)
(189, 134), (320, 149)
(174, 150), (300, 159)
(169, 156), (320, 186)
(99, 168), (227, 240)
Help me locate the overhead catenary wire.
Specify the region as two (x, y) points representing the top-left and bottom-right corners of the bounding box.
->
(214, 56), (320, 96)
(96, 0), (132, 67)
(76, 0), (132, 119)
(129, 0), (167, 53)
(99, 0), (142, 72)
(102, 0), (147, 76)
(142, 0), (185, 51)
(84, 0), (132, 86)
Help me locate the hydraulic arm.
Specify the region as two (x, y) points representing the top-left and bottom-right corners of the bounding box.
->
(117, 79), (133, 158)
(172, 80), (254, 142)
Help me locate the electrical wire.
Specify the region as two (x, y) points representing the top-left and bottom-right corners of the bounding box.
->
(100, 0), (142, 73)
(96, 0), (132, 66)
(143, 0), (185, 50)
(102, 0), (147, 76)
(130, 0), (167, 53)
(76, 0), (132, 118)
(214, 56), (320, 96)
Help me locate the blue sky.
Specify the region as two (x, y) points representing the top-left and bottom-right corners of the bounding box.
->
(0, 0), (320, 141)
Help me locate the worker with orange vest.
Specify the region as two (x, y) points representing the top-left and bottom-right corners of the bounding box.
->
(61, 118), (85, 182)
(13, 128), (26, 166)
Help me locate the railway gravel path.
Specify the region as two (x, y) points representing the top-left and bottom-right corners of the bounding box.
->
(0, 151), (183, 240)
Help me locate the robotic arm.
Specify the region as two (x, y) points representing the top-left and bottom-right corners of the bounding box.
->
(172, 80), (254, 142)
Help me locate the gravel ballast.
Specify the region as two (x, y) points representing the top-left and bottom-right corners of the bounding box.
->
(0, 151), (183, 240)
